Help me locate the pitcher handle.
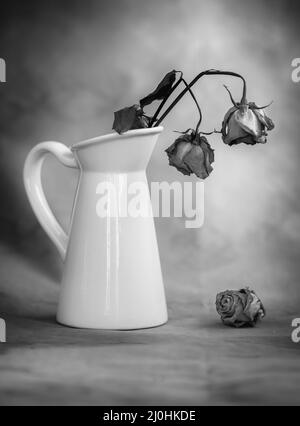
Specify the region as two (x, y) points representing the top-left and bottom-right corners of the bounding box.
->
(23, 141), (79, 260)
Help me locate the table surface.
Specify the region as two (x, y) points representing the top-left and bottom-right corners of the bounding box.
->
(0, 245), (300, 406)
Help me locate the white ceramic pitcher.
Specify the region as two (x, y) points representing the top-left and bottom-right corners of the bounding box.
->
(23, 127), (167, 330)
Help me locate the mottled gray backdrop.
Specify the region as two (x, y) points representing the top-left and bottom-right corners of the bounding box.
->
(0, 0), (299, 317)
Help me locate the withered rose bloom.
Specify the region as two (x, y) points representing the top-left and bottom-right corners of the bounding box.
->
(165, 131), (214, 179)
(222, 102), (274, 146)
(216, 287), (265, 328)
(113, 104), (150, 134)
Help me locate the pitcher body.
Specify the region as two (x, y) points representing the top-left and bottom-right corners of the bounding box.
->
(24, 127), (167, 329)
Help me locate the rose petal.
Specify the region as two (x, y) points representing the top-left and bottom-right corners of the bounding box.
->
(221, 301), (245, 327)
(183, 145), (207, 179)
(201, 137), (215, 168)
(229, 134), (257, 145)
(252, 108), (275, 131)
(182, 139), (214, 179)
(222, 112), (250, 145)
(216, 292), (240, 318)
(222, 106), (237, 129)
(235, 108), (263, 137)
(216, 292), (234, 315)
(244, 289), (266, 322)
(165, 137), (193, 176)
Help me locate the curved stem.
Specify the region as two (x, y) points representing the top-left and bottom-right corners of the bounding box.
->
(155, 69), (247, 127)
(150, 77), (203, 131)
(181, 78), (202, 133)
(150, 73), (203, 133)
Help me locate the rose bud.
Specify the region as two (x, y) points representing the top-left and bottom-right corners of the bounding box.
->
(165, 131), (214, 179)
(216, 287), (265, 328)
(221, 86), (274, 146)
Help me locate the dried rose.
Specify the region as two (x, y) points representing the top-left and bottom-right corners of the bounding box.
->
(140, 70), (177, 108)
(221, 86), (274, 146)
(112, 104), (150, 134)
(165, 131), (214, 179)
(216, 287), (265, 328)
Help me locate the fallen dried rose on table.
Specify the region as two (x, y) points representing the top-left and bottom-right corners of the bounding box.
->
(112, 68), (274, 179)
(216, 287), (265, 328)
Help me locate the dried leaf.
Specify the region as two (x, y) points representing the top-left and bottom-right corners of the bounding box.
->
(140, 70), (177, 108)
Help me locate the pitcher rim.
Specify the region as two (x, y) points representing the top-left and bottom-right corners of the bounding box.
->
(71, 126), (164, 150)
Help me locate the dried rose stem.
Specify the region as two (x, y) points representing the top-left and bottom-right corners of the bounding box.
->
(181, 78), (202, 134)
(150, 73), (203, 133)
(154, 69), (247, 127)
(149, 72), (183, 127)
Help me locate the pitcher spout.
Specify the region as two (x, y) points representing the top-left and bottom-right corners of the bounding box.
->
(71, 127), (164, 173)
